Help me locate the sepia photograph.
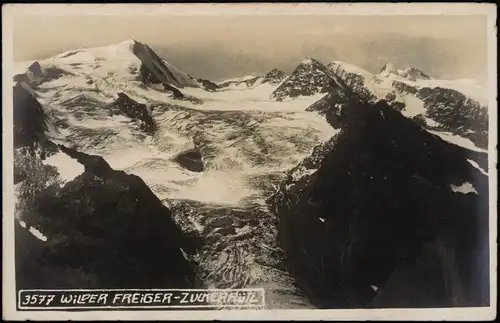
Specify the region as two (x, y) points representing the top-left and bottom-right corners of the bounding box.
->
(2, 3), (497, 321)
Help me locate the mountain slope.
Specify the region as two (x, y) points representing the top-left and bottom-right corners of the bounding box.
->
(16, 145), (200, 290)
(326, 61), (489, 149)
(268, 97), (489, 308)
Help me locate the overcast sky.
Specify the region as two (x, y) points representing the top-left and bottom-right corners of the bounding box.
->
(12, 14), (488, 83)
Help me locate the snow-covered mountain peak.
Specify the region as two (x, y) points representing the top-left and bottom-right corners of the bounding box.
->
(299, 57), (324, 68)
(51, 39), (143, 63)
(13, 39), (205, 91)
(270, 58), (334, 101)
(117, 38), (138, 47)
(326, 59), (489, 150)
(379, 62), (431, 81)
(379, 62), (397, 75)
(301, 57), (314, 65)
(106, 39), (139, 56)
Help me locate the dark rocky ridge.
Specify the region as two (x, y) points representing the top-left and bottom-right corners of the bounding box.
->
(132, 41), (185, 88)
(13, 82), (50, 149)
(217, 76), (262, 89)
(113, 92), (157, 135)
(268, 97), (489, 308)
(270, 59), (336, 101)
(12, 82), (59, 161)
(138, 63), (203, 105)
(195, 78), (218, 92)
(138, 63), (185, 99)
(327, 62), (378, 103)
(392, 81), (488, 149)
(16, 145), (200, 290)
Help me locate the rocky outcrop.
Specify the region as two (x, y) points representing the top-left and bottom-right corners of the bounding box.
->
(138, 63), (184, 98)
(162, 83), (185, 100)
(138, 63), (202, 104)
(262, 68), (286, 85)
(13, 82), (49, 148)
(327, 62), (378, 102)
(132, 41), (197, 88)
(14, 62), (73, 87)
(13, 82), (58, 158)
(196, 78), (218, 92)
(16, 146), (199, 290)
(270, 58), (335, 101)
(173, 147), (204, 172)
(139, 62), (162, 85)
(267, 98), (489, 308)
(113, 92), (156, 134)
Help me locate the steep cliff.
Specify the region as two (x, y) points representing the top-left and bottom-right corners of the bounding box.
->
(268, 98), (489, 308)
(16, 146), (199, 290)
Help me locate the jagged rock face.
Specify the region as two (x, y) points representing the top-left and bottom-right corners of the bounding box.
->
(16, 147), (198, 290)
(132, 42), (184, 88)
(306, 80), (359, 117)
(163, 83), (185, 100)
(131, 41), (200, 89)
(196, 78), (218, 92)
(28, 61), (43, 74)
(139, 63), (185, 98)
(392, 81), (488, 148)
(138, 63), (204, 104)
(267, 99), (489, 308)
(113, 92), (156, 134)
(13, 82), (58, 157)
(262, 68), (286, 85)
(327, 62), (378, 102)
(270, 59), (334, 101)
(13, 82), (48, 148)
(243, 77), (262, 87)
(217, 76), (262, 89)
(139, 63), (162, 85)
